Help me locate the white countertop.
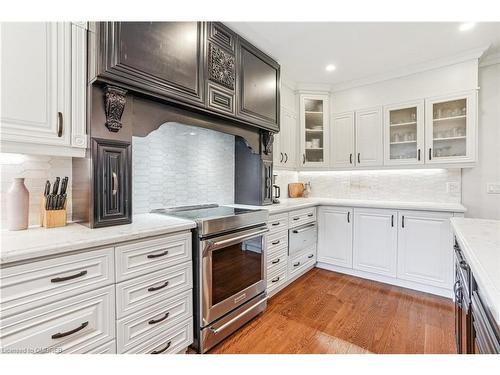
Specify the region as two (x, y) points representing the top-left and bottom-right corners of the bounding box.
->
(451, 218), (500, 327)
(234, 198), (466, 214)
(0, 214), (196, 266)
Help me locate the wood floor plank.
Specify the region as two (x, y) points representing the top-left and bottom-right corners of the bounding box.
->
(209, 268), (456, 354)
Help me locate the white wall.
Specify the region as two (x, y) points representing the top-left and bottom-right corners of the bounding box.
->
(0, 154), (72, 227)
(462, 62), (500, 219)
(331, 59), (478, 113)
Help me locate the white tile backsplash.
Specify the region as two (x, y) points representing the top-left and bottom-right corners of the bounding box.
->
(275, 168), (461, 203)
(133, 122), (235, 213)
(0, 154), (72, 228)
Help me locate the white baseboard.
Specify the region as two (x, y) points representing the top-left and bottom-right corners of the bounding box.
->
(316, 262), (453, 299)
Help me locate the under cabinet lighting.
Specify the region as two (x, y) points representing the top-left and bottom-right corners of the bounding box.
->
(325, 64), (336, 72)
(459, 22), (476, 31)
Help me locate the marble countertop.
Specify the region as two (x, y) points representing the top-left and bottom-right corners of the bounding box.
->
(234, 198), (467, 214)
(0, 214), (196, 266)
(451, 218), (500, 326)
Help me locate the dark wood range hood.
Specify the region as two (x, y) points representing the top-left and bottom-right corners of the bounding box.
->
(73, 22), (280, 228)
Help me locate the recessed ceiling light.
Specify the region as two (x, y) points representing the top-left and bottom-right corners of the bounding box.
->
(325, 64), (336, 72)
(459, 22), (476, 31)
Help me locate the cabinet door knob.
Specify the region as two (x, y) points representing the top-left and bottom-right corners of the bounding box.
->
(302, 154), (306, 164)
(350, 153), (353, 164)
(357, 153), (361, 164)
(429, 148), (432, 160)
(151, 341), (171, 354)
(284, 153), (288, 163)
(402, 215), (405, 228)
(57, 112), (63, 137)
(347, 211), (350, 223)
(391, 215), (394, 227)
(280, 152), (284, 163)
(417, 149), (421, 161)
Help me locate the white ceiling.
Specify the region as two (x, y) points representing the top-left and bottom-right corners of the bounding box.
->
(226, 22), (500, 88)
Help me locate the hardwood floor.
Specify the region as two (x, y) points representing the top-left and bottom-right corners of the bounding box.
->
(209, 268), (456, 354)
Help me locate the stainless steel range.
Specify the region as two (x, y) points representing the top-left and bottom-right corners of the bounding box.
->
(152, 204), (268, 353)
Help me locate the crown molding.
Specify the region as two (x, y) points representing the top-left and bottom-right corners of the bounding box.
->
(330, 45), (490, 93)
(294, 82), (332, 93)
(480, 51), (500, 67)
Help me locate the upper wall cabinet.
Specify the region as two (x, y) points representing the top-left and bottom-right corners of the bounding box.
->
(274, 107), (297, 168)
(93, 22), (280, 133)
(331, 111), (355, 168)
(383, 100), (425, 165)
(425, 91), (477, 164)
(96, 22), (205, 106)
(299, 93), (330, 168)
(355, 107), (383, 167)
(0, 22), (87, 157)
(237, 38), (280, 131)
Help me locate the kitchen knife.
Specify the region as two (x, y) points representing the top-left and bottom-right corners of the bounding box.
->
(52, 177), (60, 196)
(59, 177), (69, 210)
(50, 177), (60, 210)
(44, 180), (51, 210)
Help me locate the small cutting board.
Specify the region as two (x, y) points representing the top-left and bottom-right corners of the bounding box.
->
(288, 183), (305, 198)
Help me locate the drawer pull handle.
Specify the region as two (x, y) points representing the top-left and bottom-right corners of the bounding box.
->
(307, 213), (313, 217)
(51, 321), (88, 339)
(148, 312), (170, 325)
(271, 276), (280, 283)
(147, 280), (169, 292)
(50, 270), (87, 283)
(271, 222), (280, 226)
(308, 254), (314, 259)
(271, 240), (280, 245)
(292, 217), (300, 221)
(271, 258), (280, 264)
(151, 341), (171, 354)
(293, 261), (300, 267)
(147, 250), (169, 259)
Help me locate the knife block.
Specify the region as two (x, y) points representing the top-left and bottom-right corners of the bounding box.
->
(40, 195), (67, 228)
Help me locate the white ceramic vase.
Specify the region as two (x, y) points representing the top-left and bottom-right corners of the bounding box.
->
(6, 177), (29, 230)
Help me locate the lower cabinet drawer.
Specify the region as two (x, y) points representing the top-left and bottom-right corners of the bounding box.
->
(116, 290), (193, 353)
(267, 231), (288, 254)
(85, 340), (116, 354)
(0, 286), (115, 354)
(267, 247), (288, 274)
(267, 264), (287, 294)
(124, 317), (194, 354)
(268, 213), (289, 234)
(115, 261), (192, 318)
(288, 207), (316, 229)
(0, 247), (114, 318)
(115, 232), (192, 282)
(288, 247), (316, 279)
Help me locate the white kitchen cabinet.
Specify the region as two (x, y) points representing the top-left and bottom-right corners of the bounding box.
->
(397, 210), (453, 289)
(299, 93), (330, 168)
(383, 100), (425, 165)
(355, 107), (383, 167)
(0, 22), (87, 157)
(353, 208), (397, 277)
(425, 90), (477, 164)
(317, 206), (353, 268)
(274, 107), (297, 168)
(331, 112), (356, 168)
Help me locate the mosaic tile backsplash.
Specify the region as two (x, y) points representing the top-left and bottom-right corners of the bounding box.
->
(0, 154), (72, 227)
(275, 168), (461, 203)
(133, 122), (235, 214)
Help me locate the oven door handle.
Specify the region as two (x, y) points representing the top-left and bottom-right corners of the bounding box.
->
(208, 297), (268, 335)
(205, 228), (269, 252)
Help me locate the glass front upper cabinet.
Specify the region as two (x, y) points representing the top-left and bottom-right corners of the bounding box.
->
(300, 93), (329, 167)
(384, 100), (424, 165)
(425, 91), (476, 164)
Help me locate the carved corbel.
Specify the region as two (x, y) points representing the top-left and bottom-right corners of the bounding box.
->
(262, 131), (274, 155)
(104, 85), (127, 133)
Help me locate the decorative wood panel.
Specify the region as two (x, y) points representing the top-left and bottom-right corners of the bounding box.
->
(208, 43), (235, 90)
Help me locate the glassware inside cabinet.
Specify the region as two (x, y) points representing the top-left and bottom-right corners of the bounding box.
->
(389, 106), (418, 161)
(432, 98), (467, 158)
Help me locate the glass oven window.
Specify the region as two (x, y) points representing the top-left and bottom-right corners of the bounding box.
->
(211, 236), (263, 306)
